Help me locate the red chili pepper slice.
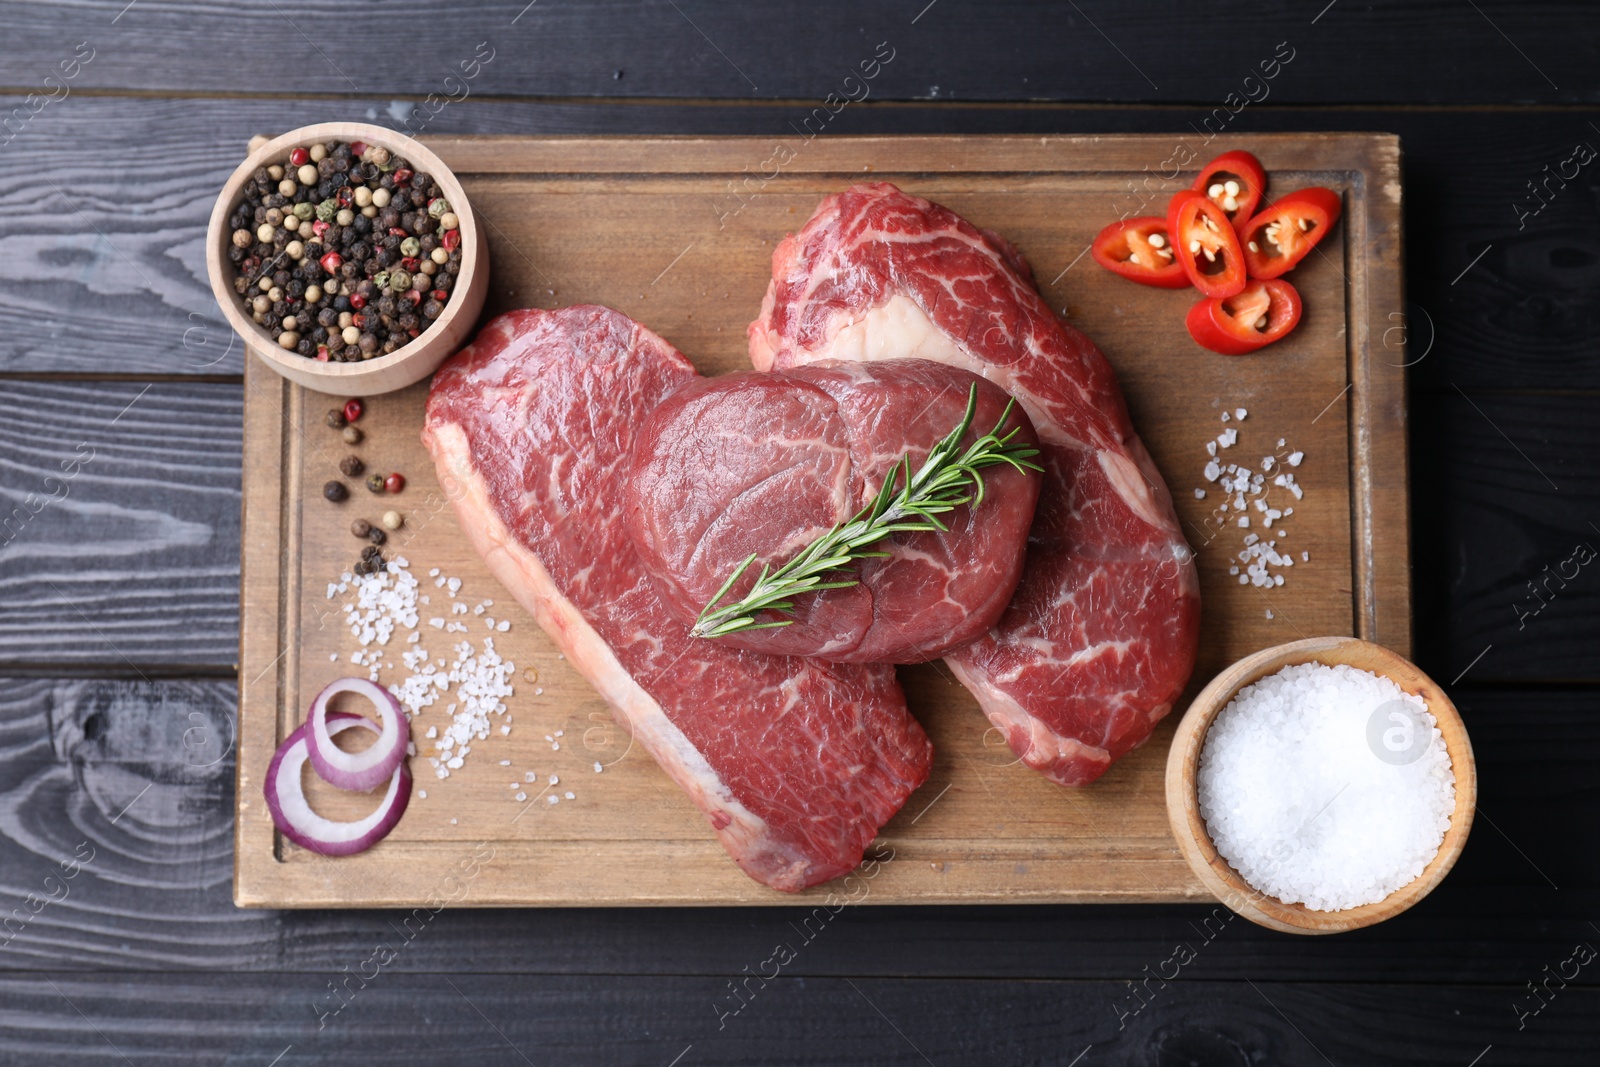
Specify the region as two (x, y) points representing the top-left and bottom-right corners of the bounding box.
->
(1167, 190), (1247, 299)
(1193, 150), (1266, 225)
(1090, 216), (1190, 289)
(1185, 278), (1303, 355)
(1239, 187), (1343, 279)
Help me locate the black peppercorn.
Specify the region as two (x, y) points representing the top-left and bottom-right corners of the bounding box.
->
(338, 455), (365, 478)
(350, 518), (371, 538)
(323, 480), (348, 502)
(361, 544), (380, 560)
(366, 472), (386, 493)
(326, 409), (347, 430)
(367, 526), (386, 545)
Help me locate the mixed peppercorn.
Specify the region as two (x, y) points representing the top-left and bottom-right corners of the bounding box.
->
(226, 140), (463, 361)
(320, 398), (407, 574)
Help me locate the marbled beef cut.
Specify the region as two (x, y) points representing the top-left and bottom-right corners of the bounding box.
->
(749, 183), (1201, 786)
(624, 358), (1041, 663)
(422, 305), (932, 890)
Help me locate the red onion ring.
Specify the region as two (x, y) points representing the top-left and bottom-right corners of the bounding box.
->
(306, 676), (407, 791)
(265, 711), (411, 856)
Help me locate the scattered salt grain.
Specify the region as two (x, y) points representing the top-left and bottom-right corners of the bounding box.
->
(1194, 489), (1206, 499)
(500, 759), (511, 766)
(496, 620), (510, 632)
(1288, 451), (1304, 466)
(418, 790), (427, 799)
(1235, 407), (1247, 420)
(549, 775), (559, 785)
(594, 762), (603, 773)
(1197, 662), (1455, 912)
(526, 771), (537, 782)
(564, 792), (575, 800)
(547, 795), (559, 805)
(330, 653), (338, 662)
(516, 792), (527, 802)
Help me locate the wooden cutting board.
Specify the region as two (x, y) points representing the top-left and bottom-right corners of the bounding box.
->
(236, 133), (1407, 907)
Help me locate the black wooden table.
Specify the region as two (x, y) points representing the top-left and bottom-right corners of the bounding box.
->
(0, 2), (1596, 1063)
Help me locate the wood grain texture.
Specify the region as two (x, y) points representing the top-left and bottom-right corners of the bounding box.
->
(0, 972), (1596, 1066)
(4, 94), (1596, 390)
(0, 678), (1592, 983)
(0, 0), (1593, 105)
(0, 381), (240, 667)
(234, 133), (1405, 908)
(1411, 393), (1600, 684)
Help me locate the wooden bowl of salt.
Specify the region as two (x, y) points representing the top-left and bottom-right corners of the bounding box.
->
(1166, 636), (1476, 934)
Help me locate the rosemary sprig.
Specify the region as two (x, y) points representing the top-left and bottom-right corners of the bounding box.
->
(691, 384), (1043, 640)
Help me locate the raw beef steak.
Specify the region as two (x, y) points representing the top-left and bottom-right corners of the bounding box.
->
(749, 183), (1201, 785)
(624, 358), (1041, 663)
(423, 305), (932, 890)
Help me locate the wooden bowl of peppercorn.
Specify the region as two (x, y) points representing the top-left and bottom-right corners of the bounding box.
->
(206, 121), (488, 396)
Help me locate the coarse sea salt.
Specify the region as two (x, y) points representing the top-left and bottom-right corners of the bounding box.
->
(336, 559), (518, 783)
(1197, 418), (1306, 592)
(1197, 662), (1456, 912)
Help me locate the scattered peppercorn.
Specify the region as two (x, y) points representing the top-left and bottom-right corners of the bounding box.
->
(341, 424), (363, 445)
(384, 472), (406, 493)
(225, 140), (462, 361)
(325, 408), (346, 430)
(350, 519), (372, 538)
(366, 473), (386, 494)
(338, 455), (365, 478)
(343, 397), (364, 423)
(382, 510), (404, 530)
(323, 480), (348, 502)
(367, 526), (387, 546)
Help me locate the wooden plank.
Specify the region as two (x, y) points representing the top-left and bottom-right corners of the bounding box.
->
(1, 973), (1596, 1065)
(0, 380), (240, 667)
(4, 94), (1596, 390)
(236, 132), (1405, 907)
(1413, 393), (1600, 684)
(1, 676), (1593, 980)
(2, 0), (1592, 105)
